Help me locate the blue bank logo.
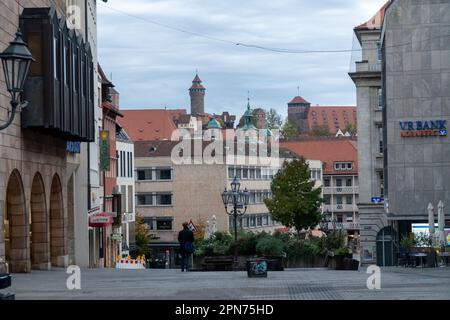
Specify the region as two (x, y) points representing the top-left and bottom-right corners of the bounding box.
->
(371, 197), (384, 204)
(399, 120), (447, 138)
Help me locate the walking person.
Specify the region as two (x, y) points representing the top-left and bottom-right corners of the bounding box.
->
(178, 222), (195, 272)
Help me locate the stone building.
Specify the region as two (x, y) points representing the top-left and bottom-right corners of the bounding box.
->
(0, 0), (99, 272)
(351, 0), (450, 266)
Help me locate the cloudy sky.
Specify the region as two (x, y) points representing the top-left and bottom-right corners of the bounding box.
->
(97, 0), (387, 119)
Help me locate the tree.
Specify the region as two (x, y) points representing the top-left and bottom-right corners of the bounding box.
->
(265, 108), (283, 129)
(135, 213), (151, 257)
(344, 123), (357, 136)
(264, 158), (324, 238)
(310, 124), (332, 137)
(282, 119), (299, 139)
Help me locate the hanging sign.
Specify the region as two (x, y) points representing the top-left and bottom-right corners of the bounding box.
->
(100, 130), (110, 171)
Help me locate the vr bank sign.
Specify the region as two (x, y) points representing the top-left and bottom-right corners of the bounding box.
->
(399, 120), (447, 138)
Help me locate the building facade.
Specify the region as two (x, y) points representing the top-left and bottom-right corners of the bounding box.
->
(352, 0), (450, 266)
(116, 125), (135, 256)
(0, 0), (98, 272)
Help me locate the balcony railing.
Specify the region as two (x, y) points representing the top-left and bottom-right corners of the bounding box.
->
(324, 222), (360, 230)
(323, 186), (359, 195)
(353, 61), (382, 73)
(323, 204), (357, 212)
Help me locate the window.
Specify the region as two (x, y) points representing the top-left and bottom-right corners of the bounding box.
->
(336, 179), (342, 187)
(262, 215), (268, 226)
(157, 168), (172, 180)
(256, 168), (261, 179)
(377, 42), (382, 61)
(346, 178), (353, 187)
(242, 217), (249, 228)
(336, 215), (343, 223)
(156, 219), (173, 230)
(250, 192), (256, 204)
(156, 194), (172, 206)
(334, 162), (353, 171)
(249, 168), (255, 179)
(336, 196), (343, 205)
(324, 178), (331, 187)
(346, 196), (353, 205)
(378, 88), (383, 108)
(137, 169), (152, 181)
(324, 195), (331, 205)
(228, 167), (235, 179)
(257, 216), (263, 226)
(250, 217), (256, 227)
(346, 216), (353, 223)
(236, 168), (242, 179)
(242, 168), (248, 179)
(378, 126), (384, 154)
(116, 151), (119, 177)
(136, 194), (153, 206)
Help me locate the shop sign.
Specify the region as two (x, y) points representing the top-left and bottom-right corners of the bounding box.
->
(89, 212), (113, 228)
(399, 120), (447, 138)
(66, 141), (81, 154)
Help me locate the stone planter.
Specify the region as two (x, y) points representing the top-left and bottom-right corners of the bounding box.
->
(287, 256), (326, 268)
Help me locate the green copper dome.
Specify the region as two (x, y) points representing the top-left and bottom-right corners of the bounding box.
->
(207, 118), (222, 129)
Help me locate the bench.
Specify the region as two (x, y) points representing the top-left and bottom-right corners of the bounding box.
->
(201, 257), (234, 271)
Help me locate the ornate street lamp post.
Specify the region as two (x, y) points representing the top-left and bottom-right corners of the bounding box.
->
(221, 177), (250, 271)
(0, 31), (34, 131)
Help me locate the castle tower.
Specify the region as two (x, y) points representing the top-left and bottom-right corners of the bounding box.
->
(189, 73), (205, 116)
(287, 95), (311, 134)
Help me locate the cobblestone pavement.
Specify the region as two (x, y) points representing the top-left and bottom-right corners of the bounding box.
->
(5, 267), (450, 300)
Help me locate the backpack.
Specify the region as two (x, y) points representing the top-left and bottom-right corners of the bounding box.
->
(184, 242), (195, 254)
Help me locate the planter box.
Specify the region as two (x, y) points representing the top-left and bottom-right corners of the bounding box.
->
(287, 256), (326, 268)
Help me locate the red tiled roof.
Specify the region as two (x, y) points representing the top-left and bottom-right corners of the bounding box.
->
(308, 106), (357, 134)
(288, 96), (310, 105)
(118, 109), (186, 142)
(355, 1), (392, 30)
(280, 138), (358, 175)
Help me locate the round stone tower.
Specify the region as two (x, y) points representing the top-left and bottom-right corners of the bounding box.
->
(189, 73), (205, 116)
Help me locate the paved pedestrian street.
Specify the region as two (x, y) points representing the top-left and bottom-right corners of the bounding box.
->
(7, 267), (450, 300)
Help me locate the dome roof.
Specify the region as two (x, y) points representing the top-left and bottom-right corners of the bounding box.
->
(207, 118), (222, 129)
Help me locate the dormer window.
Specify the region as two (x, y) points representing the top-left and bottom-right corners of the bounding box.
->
(334, 162), (353, 171)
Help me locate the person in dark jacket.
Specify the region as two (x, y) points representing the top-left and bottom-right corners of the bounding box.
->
(178, 222), (195, 272)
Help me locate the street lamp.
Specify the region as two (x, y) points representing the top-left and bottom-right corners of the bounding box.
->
(0, 30), (34, 131)
(221, 177), (250, 270)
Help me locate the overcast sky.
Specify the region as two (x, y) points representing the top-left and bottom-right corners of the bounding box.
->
(97, 0), (387, 119)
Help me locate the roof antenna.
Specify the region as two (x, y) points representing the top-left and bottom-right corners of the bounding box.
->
(297, 85), (300, 97)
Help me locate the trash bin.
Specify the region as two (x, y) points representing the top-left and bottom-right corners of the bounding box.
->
(246, 258), (268, 278)
(0, 273), (15, 301)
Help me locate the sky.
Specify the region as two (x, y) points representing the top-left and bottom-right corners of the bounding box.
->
(97, 0), (387, 119)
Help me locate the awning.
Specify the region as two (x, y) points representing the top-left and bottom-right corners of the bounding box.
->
(89, 212), (113, 228)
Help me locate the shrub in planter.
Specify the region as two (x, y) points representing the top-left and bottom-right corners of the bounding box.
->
(256, 237), (285, 257)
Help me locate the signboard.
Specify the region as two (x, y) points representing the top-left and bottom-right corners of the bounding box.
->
(89, 212), (113, 228)
(111, 234), (123, 241)
(100, 130), (110, 171)
(66, 141), (81, 154)
(399, 120), (447, 138)
(371, 197), (384, 204)
(188, 220), (198, 233)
